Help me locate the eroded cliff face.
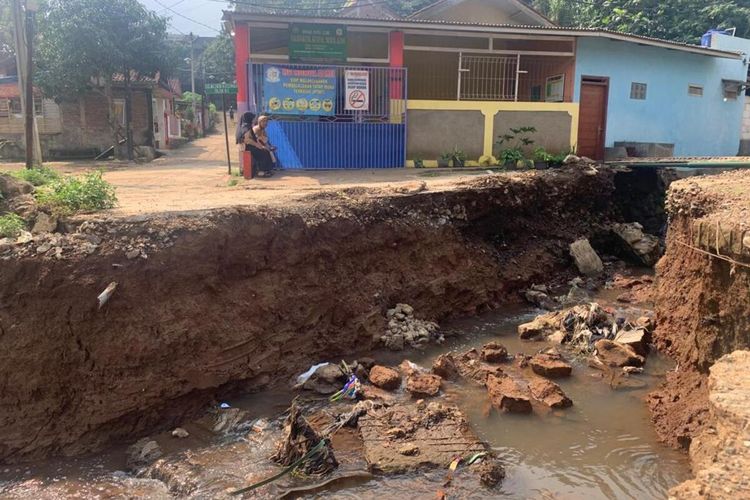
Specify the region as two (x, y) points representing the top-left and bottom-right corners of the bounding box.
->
(0, 168), (618, 463)
(649, 171), (750, 450)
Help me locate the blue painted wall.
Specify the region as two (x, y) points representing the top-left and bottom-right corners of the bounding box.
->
(574, 37), (749, 156)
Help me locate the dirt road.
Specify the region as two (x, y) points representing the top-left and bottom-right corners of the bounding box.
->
(1, 126), (492, 216)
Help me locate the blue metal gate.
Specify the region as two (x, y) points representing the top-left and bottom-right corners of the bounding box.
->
(248, 63), (407, 169)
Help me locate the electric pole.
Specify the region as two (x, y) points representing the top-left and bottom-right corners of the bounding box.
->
(11, 0), (41, 168)
(189, 32), (196, 133)
(24, 1), (34, 168)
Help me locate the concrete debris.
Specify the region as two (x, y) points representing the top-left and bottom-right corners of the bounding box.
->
(382, 303), (441, 351)
(171, 427), (189, 438)
(486, 374), (532, 413)
(405, 373), (442, 398)
(126, 438), (162, 471)
(368, 365), (401, 391)
(614, 327), (650, 356)
(610, 222), (661, 267)
(569, 238), (604, 276)
(31, 212), (58, 234)
(97, 282), (118, 309)
(523, 289), (558, 310)
(302, 363), (347, 394)
(563, 154), (580, 164)
(594, 339), (645, 368)
(528, 377), (573, 409)
(518, 312), (563, 340)
(529, 350), (573, 379)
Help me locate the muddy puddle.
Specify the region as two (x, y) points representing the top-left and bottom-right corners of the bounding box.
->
(0, 302), (690, 499)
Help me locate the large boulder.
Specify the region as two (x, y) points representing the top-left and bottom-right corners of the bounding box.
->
(486, 374), (532, 413)
(569, 238), (603, 276)
(369, 365), (401, 391)
(594, 339), (645, 367)
(32, 212), (58, 234)
(406, 373), (442, 398)
(528, 377), (573, 408)
(529, 351), (572, 378)
(610, 222), (661, 267)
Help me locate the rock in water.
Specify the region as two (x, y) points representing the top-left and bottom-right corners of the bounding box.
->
(594, 339), (645, 367)
(614, 328), (650, 356)
(477, 460), (506, 487)
(406, 373), (442, 398)
(569, 238), (603, 276)
(303, 364), (347, 394)
(486, 374), (532, 413)
(523, 290), (557, 310)
(528, 377), (572, 408)
(171, 427), (189, 438)
(126, 438), (162, 470)
(610, 222), (661, 267)
(480, 342), (508, 363)
(529, 351), (573, 378)
(431, 353), (459, 380)
(518, 312), (563, 340)
(369, 365), (401, 390)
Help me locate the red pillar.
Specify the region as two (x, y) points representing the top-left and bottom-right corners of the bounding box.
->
(389, 31), (404, 99)
(234, 22), (249, 113)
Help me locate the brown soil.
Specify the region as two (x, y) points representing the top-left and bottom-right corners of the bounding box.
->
(649, 169), (750, 449)
(0, 167), (620, 463)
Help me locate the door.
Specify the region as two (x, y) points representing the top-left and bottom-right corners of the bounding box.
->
(577, 77), (608, 160)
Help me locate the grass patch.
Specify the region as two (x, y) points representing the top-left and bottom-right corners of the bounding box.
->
(9, 166), (61, 186)
(0, 213), (26, 238)
(35, 171), (117, 214)
(227, 178), (239, 187)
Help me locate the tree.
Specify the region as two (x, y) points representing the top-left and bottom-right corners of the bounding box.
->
(35, 0), (172, 159)
(0, 2), (15, 75)
(201, 28), (235, 83)
(528, 0), (750, 43)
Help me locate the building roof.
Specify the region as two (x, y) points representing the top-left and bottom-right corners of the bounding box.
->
(0, 78), (42, 99)
(409, 0), (554, 26)
(224, 11), (743, 60)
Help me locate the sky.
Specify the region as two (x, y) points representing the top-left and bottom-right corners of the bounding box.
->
(138, 0), (229, 37)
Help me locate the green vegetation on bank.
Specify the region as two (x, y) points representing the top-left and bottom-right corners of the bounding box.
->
(9, 166), (61, 186)
(0, 213), (26, 238)
(35, 171), (117, 214)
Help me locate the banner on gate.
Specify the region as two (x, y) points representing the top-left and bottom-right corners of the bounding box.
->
(262, 64), (337, 116)
(344, 70), (369, 111)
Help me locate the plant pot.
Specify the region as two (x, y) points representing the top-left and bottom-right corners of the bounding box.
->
(503, 160), (516, 169)
(534, 160), (549, 170)
(437, 159), (450, 168)
(453, 159), (465, 167)
(550, 161), (563, 169)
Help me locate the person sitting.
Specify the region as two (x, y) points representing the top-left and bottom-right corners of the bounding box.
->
(235, 112), (275, 177)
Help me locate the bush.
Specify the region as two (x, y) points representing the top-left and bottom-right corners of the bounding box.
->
(36, 171), (117, 214)
(10, 166), (61, 186)
(0, 213), (26, 238)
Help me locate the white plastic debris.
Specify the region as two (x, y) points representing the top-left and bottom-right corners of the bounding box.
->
(296, 363), (330, 385)
(97, 282), (118, 309)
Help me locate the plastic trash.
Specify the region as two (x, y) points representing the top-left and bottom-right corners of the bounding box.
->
(296, 363), (330, 385)
(219, 402), (231, 409)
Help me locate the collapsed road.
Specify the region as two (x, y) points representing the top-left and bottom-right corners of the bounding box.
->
(0, 164), (748, 498)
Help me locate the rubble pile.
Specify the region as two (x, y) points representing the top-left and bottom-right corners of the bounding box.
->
(381, 303), (442, 351)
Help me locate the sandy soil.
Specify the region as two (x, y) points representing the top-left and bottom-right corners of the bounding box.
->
(1, 129), (499, 216)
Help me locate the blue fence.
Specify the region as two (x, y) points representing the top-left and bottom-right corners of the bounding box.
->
(249, 63), (407, 169)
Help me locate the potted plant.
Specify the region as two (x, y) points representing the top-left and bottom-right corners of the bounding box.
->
(533, 147), (552, 169)
(450, 147), (467, 167)
(438, 151), (452, 168)
(549, 151), (569, 168)
(499, 147), (524, 169)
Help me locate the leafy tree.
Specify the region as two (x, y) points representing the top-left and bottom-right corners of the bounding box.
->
(35, 0), (172, 159)
(0, 2), (15, 75)
(201, 28), (235, 83)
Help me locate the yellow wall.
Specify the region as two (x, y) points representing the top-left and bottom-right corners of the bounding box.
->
(407, 99), (579, 158)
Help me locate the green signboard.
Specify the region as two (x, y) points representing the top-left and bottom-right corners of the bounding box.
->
(205, 82), (238, 95)
(289, 23), (347, 63)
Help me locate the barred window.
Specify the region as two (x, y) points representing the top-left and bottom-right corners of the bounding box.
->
(630, 82), (647, 100)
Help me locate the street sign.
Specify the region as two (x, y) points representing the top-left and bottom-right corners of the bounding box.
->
(205, 83), (238, 95)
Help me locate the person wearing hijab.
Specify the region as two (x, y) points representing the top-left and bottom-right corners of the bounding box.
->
(235, 112), (275, 177)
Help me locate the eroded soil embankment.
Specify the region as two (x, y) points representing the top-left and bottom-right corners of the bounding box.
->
(0, 168), (618, 463)
(650, 170), (750, 450)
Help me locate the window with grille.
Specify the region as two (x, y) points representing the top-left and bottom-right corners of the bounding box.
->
(33, 96), (43, 115)
(0, 99), (8, 118)
(9, 97), (22, 114)
(688, 84), (704, 97)
(630, 82), (647, 100)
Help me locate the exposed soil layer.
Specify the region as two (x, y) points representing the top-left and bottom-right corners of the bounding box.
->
(650, 170), (750, 450)
(0, 167), (620, 463)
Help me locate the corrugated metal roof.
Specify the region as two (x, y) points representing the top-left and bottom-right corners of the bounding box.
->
(224, 10), (743, 59)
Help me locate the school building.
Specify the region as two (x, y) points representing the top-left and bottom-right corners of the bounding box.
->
(224, 0), (750, 168)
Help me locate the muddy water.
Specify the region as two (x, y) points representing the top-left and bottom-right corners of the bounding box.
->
(0, 305), (690, 500)
(369, 307), (691, 499)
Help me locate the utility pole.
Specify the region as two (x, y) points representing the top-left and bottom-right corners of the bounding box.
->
(189, 32), (197, 134)
(12, 0), (41, 168)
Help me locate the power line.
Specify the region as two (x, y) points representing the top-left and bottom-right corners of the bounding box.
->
(152, 0), (222, 33)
